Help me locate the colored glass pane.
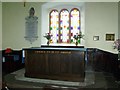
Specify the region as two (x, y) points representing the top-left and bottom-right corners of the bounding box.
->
(50, 27), (52, 30)
(50, 10), (59, 43)
(67, 27), (69, 30)
(49, 8), (81, 44)
(60, 9), (69, 43)
(71, 39), (73, 43)
(78, 39), (80, 43)
(70, 8), (80, 43)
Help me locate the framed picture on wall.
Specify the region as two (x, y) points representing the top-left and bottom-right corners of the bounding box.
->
(106, 34), (115, 41)
(93, 36), (99, 41)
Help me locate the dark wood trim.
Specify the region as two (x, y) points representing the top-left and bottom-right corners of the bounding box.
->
(2, 50), (23, 74)
(87, 48), (119, 80)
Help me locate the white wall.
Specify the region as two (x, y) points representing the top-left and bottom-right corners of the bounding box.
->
(119, 2), (120, 39)
(85, 2), (118, 53)
(0, 2), (2, 89)
(2, 2), (44, 50)
(2, 2), (118, 53)
(0, 2), (2, 50)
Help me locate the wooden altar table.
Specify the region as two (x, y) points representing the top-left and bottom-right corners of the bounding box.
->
(24, 47), (86, 82)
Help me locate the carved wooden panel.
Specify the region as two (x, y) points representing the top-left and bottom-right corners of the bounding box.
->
(24, 48), (85, 82)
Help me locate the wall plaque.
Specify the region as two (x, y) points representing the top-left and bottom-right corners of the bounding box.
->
(25, 7), (38, 44)
(106, 34), (115, 41)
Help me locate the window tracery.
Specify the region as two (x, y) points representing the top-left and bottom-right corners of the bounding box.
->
(49, 8), (81, 44)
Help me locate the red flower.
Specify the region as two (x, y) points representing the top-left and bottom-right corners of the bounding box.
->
(5, 48), (12, 54)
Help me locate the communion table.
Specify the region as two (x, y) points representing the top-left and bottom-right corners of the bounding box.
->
(24, 46), (86, 82)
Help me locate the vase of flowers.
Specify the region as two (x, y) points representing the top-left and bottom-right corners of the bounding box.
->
(44, 33), (52, 46)
(73, 31), (84, 46)
(113, 39), (120, 60)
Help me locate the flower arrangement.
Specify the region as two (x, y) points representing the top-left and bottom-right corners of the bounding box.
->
(113, 39), (120, 50)
(44, 33), (52, 45)
(73, 31), (84, 46)
(114, 39), (120, 60)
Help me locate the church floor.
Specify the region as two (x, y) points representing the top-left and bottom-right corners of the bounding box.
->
(3, 68), (120, 90)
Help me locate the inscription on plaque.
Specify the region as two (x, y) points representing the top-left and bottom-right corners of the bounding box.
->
(25, 7), (38, 44)
(35, 51), (71, 54)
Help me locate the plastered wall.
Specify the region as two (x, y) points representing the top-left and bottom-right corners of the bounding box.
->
(2, 2), (118, 53)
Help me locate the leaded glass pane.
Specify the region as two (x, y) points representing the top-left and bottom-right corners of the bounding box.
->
(70, 8), (80, 43)
(50, 10), (59, 43)
(60, 9), (69, 43)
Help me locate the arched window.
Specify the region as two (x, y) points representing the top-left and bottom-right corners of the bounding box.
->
(49, 8), (81, 44)
(49, 10), (59, 43)
(60, 9), (69, 43)
(70, 8), (80, 43)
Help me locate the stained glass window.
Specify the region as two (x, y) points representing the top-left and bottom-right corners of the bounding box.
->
(49, 10), (59, 43)
(60, 9), (69, 43)
(70, 8), (80, 43)
(49, 8), (81, 44)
